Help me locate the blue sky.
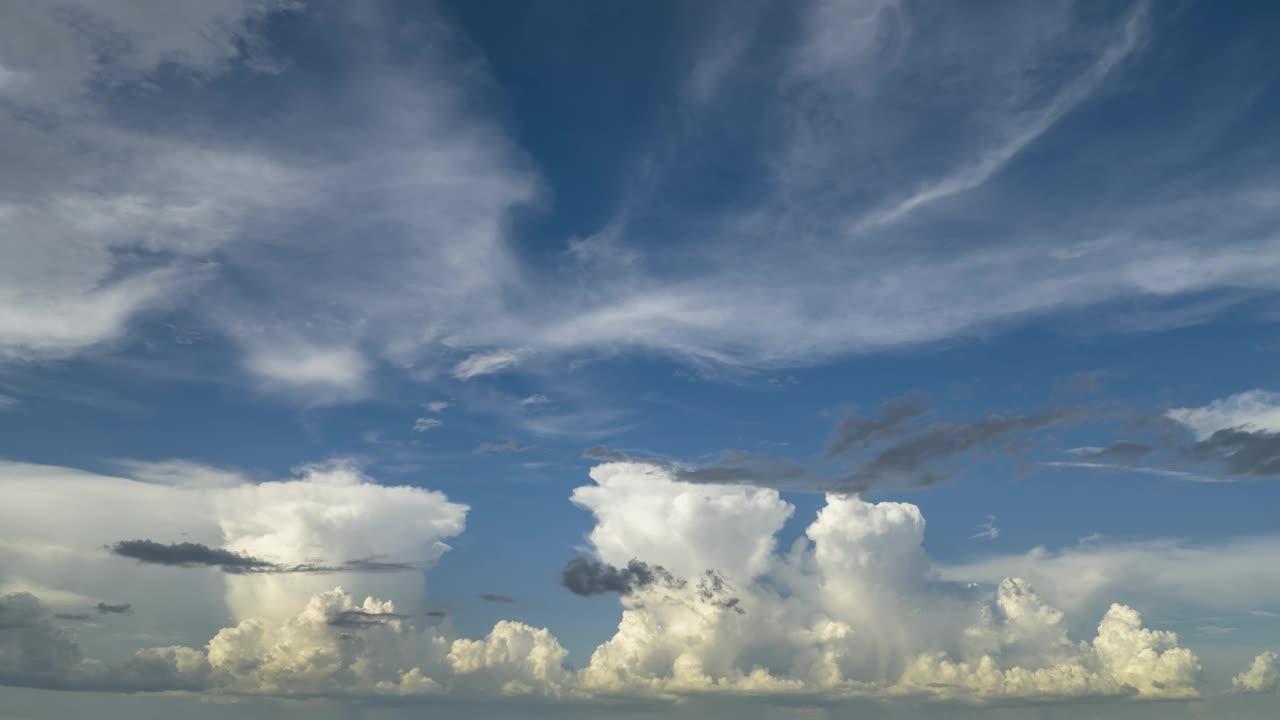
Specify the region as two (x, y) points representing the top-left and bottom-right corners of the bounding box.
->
(2, 1), (1280, 717)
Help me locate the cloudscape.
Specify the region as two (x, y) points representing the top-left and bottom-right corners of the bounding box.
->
(2, 2), (1279, 719)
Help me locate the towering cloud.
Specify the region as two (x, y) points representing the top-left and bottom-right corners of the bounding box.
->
(0, 458), (468, 639)
(0, 459), (1256, 705)
(568, 462), (1205, 701)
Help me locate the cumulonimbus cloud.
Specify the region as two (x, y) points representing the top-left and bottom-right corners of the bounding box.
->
(1, 459), (1272, 706)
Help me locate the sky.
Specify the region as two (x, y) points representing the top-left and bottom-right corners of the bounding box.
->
(2, 0), (1280, 718)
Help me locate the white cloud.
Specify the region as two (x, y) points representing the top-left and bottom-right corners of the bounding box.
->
(2, 586), (567, 698)
(1, 459), (1262, 705)
(1042, 461), (1225, 483)
(971, 516), (1000, 541)
(453, 350), (524, 380)
(413, 417), (443, 432)
(0, 457), (467, 644)
(939, 535), (1280, 620)
(1167, 390), (1280, 440)
(215, 460), (467, 621)
(1233, 651), (1279, 694)
(5, 1), (1280, 395)
(205, 588), (433, 696)
(447, 621), (572, 697)
(111, 459), (246, 489)
(845, 3), (1147, 233)
(569, 462), (794, 583)
(243, 343), (370, 400)
(0, 1), (538, 398)
(426, 401), (450, 413)
(520, 394), (549, 407)
(569, 462), (1205, 702)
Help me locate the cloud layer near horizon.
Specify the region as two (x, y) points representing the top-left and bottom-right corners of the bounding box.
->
(2, 459), (1274, 705)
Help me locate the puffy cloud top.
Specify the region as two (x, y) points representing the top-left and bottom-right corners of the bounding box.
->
(0, 459), (1252, 706)
(1233, 651), (1279, 694)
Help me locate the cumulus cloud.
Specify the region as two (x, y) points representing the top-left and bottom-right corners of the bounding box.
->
(568, 463), (1203, 702)
(327, 608), (407, 628)
(213, 461), (468, 621)
(446, 621), (572, 697)
(1233, 651), (1279, 694)
(570, 462), (794, 583)
(3, 586), (573, 699)
(0, 457), (468, 639)
(0, 460), (1248, 705)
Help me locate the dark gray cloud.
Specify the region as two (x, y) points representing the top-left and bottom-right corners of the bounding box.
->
(425, 609), (448, 618)
(479, 593), (514, 604)
(327, 609), (406, 628)
(831, 408), (1075, 493)
(584, 402), (1074, 495)
(0, 592), (83, 689)
(95, 602), (133, 615)
(2, 591), (220, 693)
(825, 392), (929, 457)
(560, 557), (681, 597)
(1043, 416), (1280, 482)
(110, 540), (420, 575)
(53, 613), (92, 622)
(330, 558), (420, 573)
(674, 451), (808, 487)
(474, 440), (529, 454)
(1185, 428), (1280, 477)
(582, 445), (646, 463)
(110, 540), (274, 573)
(695, 571), (744, 615)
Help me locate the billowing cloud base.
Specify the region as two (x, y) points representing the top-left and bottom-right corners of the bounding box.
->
(4, 460), (1266, 706)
